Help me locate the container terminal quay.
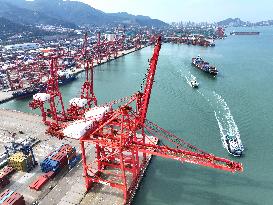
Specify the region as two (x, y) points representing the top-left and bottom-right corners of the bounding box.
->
(0, 26), (245, 205)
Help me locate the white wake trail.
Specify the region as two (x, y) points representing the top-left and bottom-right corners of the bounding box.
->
(213, 91), (244, 150)
(184, 71), (197, 87)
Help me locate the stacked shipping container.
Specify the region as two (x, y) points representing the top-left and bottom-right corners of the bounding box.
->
(0, 189), (25, 205)
(0, 167), (15, 189)
(40, 144), (78, 173)
(8, 152), (33, 172)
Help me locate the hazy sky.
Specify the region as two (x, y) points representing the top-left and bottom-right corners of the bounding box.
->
(77, 0), (273, 23)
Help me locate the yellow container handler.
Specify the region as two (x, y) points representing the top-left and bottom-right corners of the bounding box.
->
(8, 152), (33, 172)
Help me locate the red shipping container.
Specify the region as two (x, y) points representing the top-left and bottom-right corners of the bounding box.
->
(2, 192), (25, 205)
(45, 171), (57, 179)
(59, 144), (73, 154)
(1, 167), (15, 177)
(51, 153), (68, 168)
(29, 175), (49, 191)
(0, 189), (11, 201)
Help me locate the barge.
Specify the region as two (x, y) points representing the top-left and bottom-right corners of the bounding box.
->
(230, 31), (260, 35)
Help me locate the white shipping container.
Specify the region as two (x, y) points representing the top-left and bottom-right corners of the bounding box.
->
(63, 119), (94, 139)
(84, 106), (110, 121)
(69, 98), (88, 108)
(33, 93), (50, 102)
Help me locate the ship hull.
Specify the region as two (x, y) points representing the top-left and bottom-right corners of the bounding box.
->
(12, 85), (46, 100)
(58, 75), (77, 85)
(230, 32), (260, 35)
(13, 92), (37, 99)
(191, 59), (218, 76)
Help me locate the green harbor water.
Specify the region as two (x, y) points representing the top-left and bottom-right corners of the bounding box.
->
(1, 26), (273, 205)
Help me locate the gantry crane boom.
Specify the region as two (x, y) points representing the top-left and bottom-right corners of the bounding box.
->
(79, 33), (97, 107)
(137, 36), (161, 127)
(80, 105), (243, 173)
(67, 32), (97, 120)
(29, 57), (66, 125)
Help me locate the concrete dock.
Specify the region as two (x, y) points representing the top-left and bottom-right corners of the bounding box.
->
(0, 91), (14, 104)
(0, 109), (157, 205)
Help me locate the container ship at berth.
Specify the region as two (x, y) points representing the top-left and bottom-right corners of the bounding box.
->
(192, 56), (218, 76)
(12, 83), (46, 99)
(230, 31), (260, 35)
(12, 71), (77, 99)
(58, 71), (77, 86)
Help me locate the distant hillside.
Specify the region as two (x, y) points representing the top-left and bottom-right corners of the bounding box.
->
(108, 12), (167, 27)
(217, 18), (247, 27)
(0, 0), (168, 27)
(254, 20), (273, 26)
(0, 17), (50, 41)
(217, 18), (273, 27)
(0, 17), (28, 33)
(0, 1), (77, 28)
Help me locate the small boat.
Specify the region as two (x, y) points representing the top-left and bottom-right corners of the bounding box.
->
(192, 55), (218, 76)
(221, 133), (244, 157)
(190, 78), (199, 88)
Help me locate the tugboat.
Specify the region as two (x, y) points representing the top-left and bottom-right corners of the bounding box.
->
(221, 133), (244, 157)
(192, 55), (218, 76)
(190, 77), (199, 88)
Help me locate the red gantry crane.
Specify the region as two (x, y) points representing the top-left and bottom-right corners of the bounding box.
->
(29, 56), (66, 128)
(72, 36), (243, 205)
(67, 33), (98, 120)
(29, 33), (98, 137)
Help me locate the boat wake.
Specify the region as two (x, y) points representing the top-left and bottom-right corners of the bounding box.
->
(212, 92), (244, 151)
(184, 72), (197, 87)
(195, 90), (244, 154)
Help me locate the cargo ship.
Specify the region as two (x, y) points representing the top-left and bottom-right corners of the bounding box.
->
(192, 56), (218, 76)
(230, 31), (260, 35)
(12, 73), (77, 99)
(12, 83), (46, 99)
(58, 72), (77, 85)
